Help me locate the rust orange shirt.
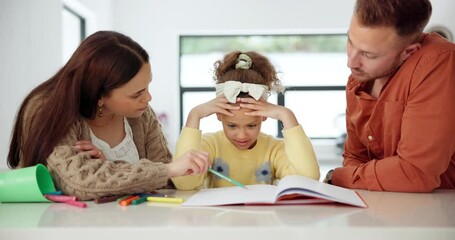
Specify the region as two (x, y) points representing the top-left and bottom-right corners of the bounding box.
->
(333, 33), (455, 192)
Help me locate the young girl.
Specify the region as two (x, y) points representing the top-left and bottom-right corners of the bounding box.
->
(172, 51), (319, 190)
(7, 31), (208, 200)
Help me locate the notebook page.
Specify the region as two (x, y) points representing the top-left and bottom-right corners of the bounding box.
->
(182, 185), (277, 206)
(275, 175), (366, 207)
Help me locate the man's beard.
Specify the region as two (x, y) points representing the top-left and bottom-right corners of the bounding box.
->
(352, 57), (403, 82)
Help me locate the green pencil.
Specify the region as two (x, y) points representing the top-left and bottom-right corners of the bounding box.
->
(208, 168), (247, 189)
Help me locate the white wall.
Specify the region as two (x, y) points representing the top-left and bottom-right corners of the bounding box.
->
(0, 0), (112, 170)
(111, 0), (455, 152)
(0, 0), (61, 169)
(426, 0), (455, 39)
(74, 0), (114, 34)
(1, 0), (454, 169)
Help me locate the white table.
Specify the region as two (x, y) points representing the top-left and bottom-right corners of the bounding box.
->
(1, 189), (454, 240)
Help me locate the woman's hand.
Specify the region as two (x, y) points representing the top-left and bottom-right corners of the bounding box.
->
(74, 140), (105, 160)
(166, 150), (209, 178)
(238, 97), (299, 129)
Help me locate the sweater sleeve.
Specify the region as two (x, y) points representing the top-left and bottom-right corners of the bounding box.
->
(47, 146), (169, 201)
(274, 125), (320, 180)
(46, 120), (170, 201)
(171, 127), (207, 190)
(142, 108), (173, 165)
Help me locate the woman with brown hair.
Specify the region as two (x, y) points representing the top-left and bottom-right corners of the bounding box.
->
(7, 31), (208, 200)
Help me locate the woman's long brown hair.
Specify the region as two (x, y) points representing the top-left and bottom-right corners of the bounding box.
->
(7, 31), (149, 168)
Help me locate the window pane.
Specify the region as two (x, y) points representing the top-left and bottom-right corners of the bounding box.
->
(271, 53), (350, 86)
(181, 52), (350, 87)
(181, 53), (223, 87)
(180, 35), (348, 87)
(286, 91), (346, 138)
(182, 92), (278, 136)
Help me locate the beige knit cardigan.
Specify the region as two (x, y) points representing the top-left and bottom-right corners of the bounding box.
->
(20, 97), (173, 200)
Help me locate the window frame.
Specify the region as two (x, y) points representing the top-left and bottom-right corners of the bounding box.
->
(63, 5), (86, 42)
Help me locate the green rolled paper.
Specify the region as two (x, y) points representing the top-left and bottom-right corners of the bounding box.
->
(0, 164), (56, 202)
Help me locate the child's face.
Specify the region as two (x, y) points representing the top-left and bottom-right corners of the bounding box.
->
(218, 106), (264, 150)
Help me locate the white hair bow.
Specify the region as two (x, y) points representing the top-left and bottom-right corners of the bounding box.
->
(215, 80), (269, 103)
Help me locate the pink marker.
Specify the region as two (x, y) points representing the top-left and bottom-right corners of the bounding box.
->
(44, 194), (77, 202)
(45, 194), (87, 208)
(63, 200), (87, 208)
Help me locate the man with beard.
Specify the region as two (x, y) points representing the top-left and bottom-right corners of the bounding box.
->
(324, 0), (455, 192)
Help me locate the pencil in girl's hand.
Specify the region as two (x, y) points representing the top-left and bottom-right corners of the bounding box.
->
(208, 168), (247, 189)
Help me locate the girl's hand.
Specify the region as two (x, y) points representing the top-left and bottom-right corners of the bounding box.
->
(238, 97), (299, 129)
(186, 95), (240, 129)
(74, 140), (105, 160)
(167, 150), (209, 178)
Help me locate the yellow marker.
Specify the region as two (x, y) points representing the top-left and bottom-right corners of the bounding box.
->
(147, 196), (184, 204)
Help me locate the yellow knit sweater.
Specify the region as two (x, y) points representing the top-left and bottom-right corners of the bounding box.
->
(172, 125), (320, 190)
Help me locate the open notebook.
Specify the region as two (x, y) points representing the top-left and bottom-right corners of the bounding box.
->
(182, 175), (367, 208)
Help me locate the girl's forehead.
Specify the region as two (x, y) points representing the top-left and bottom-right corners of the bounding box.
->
(222, 108), (262, 124)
